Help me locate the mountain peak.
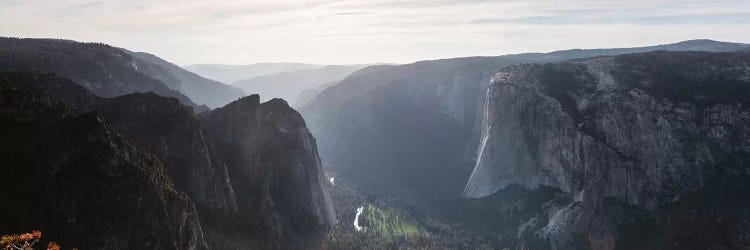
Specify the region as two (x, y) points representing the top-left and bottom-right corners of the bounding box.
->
(234, 94), (261, 106)
(674, 38), (726, 44)
(263, 98), (290, 108)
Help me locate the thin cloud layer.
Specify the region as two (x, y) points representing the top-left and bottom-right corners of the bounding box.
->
(1, 0), (748, 65)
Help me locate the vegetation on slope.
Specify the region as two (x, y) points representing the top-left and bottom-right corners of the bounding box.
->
(360, 204), (419, 238)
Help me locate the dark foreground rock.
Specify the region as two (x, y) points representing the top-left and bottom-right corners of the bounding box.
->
(0, 71), (335, 249)
(0, 72), (208, 250)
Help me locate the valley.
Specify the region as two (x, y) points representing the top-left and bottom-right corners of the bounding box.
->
(1, 11), (749, 248)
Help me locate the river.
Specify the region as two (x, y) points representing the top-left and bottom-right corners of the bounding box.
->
(353, 206), (365, 232)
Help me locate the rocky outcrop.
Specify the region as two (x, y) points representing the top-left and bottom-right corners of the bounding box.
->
(0, 70), (336, 249)
(465, 51), (750, 249)
(94, 92), (336, 249)
(0, 72), (208, 250)
(203, 96), (336, 248)
(96, 93), (241, 217)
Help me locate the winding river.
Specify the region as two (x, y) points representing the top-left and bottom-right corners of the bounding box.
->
(353, 206), (364, 232)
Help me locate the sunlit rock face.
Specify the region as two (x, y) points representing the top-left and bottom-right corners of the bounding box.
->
(465, 51), (750, 249)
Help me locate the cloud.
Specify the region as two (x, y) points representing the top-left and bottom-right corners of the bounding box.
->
(77, 0), (104, 8)
(636, 13), (750, 25)
(328, 11), (374, 16)
(0, 0), (748, 65)
(471, 12), (750, 25)
(330, 0), (497, 9)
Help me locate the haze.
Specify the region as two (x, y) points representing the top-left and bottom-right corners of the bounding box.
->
(1, 0), (749, 65)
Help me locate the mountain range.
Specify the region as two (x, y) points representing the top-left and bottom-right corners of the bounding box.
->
(0, 38), (334, 249)
(301, 39), (750, 201)
(185, 63), (372, 106)
(300, 39), (750, 249)
(2, 37), (750, 249)
(184, 63), (322, 84)
(0, 37), (244, 109)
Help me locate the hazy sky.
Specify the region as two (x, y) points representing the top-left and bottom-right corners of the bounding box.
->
(1, 0), (749, 65)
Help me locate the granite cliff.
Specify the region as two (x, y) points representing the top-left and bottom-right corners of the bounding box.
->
(465, 51), (750, 249)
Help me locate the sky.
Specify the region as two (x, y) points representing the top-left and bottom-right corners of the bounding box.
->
(1, 0), (749, 65)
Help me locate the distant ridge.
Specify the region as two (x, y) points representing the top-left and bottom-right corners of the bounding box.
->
(184, 63), (322, 83)
(0, 37), (207, 111)
(127, 51), (246, 108)
(0, 37), (247, 109)
(231, 64), (371, 105)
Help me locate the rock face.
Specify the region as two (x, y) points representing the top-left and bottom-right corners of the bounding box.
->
(202, 96), (336, 248)
(0, 71), (336, 249)
(95, 93), (242, 219)
(465, 51), (750, 249)
(95, 93), (336, 249)
(0, 72), (208, 250)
